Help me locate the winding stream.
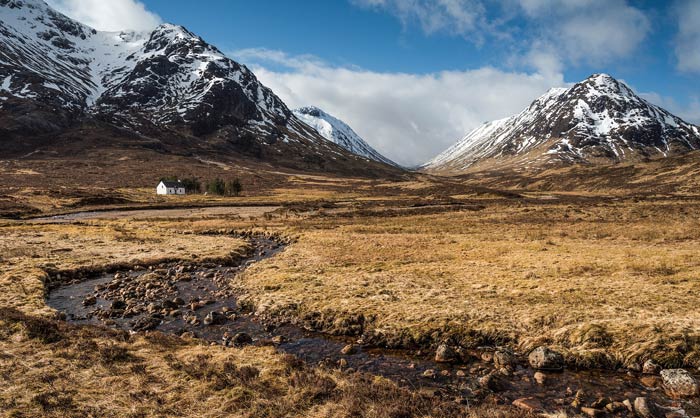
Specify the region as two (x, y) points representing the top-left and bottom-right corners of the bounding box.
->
(46, 235), (700, 415)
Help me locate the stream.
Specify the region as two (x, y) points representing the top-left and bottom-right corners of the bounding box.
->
(47, 236), (700, 416)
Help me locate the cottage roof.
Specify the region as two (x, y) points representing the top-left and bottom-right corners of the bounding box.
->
(159, 180), (184, 188)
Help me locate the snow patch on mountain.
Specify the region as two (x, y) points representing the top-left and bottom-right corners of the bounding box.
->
(423, 74), (700, 172)
(294, 106), (397, 166)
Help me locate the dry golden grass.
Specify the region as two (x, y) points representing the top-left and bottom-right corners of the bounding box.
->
(4, 176), (700, 416)
(0, 220), (249, 316)
(0, 203), (486, 417)
(239, 196), (700, 369)
(1, 309), (475, 417)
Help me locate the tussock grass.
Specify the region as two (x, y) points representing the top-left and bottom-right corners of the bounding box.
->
(239, 197), (700, 369)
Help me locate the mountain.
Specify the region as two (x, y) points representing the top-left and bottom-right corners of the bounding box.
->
(293, 106), (397, 166)
(0, 0), (399, 176)
(423, 74), (700, 173)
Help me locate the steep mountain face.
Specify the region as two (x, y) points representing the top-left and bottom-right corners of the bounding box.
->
(293, 106), (397, 166)
(423, 74), (700, 173)
(0, 0), (399, 175)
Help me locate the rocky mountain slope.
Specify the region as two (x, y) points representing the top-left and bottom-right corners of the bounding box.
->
(0, 0), (399, 176)
(423, 74), (700, 173)
(293, 106), (397, 166)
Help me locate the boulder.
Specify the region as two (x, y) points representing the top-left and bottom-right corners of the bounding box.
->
(605, 402), (627, 413)
(580, 407), (604, 417)
(493, 350), (515, 369)
(435, 344), (458, 363)
(82, 295), (96, 306)
(341, 344), (358, 355)
(533, 371), (547, 385)
(660, 369), (699, 399)
(203, 311), (225, 326)
(131, 316), (161, 332)
(633, 397), (660, 418)
(231, 332), (253, 346)
(528, 346), (564, 370)
(512, 397), (543, 412)
(478, 372), (507, 392)
(642, 359), (661, 375)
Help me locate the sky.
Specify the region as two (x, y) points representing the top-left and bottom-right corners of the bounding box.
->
(46, 0), (700, 166)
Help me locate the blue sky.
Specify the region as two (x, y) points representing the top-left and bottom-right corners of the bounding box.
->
(47, 0), (700, 165)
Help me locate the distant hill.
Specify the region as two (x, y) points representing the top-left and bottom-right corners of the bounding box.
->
(0, 0), (401, 177)
(423, 74), (700, 174)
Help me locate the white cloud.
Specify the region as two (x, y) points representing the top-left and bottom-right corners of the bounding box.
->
(526, 0), (650, 66)
(351, 0), (487, 40)
(674, 0), (700, 73)
(45, 0), (162, 32)
(352, 0), (650, 70)
(640, 92), (700, 125)
(233, 49), (564, 166)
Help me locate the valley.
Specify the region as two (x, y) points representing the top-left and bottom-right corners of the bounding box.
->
(3, 175), (700, 417)
(2, 0), (700, 417)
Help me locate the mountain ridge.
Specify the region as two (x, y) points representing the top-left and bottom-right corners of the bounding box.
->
(423, 73), (700, 173)
(0, 0), (401, 177)
(293, 106), (398, 167)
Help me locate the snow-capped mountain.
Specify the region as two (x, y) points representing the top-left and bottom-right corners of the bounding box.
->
(423, 74), (700, 173)
(0, 0), (399, 174)
(293, 106), (397, 166)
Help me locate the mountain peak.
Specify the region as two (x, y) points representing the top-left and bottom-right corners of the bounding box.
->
(294, 106), (398, 167)
(0, 0), (402, 176)
(423, 74), (700, 173)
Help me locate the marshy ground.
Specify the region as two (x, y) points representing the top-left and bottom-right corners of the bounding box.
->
(2, 174), (700, 417)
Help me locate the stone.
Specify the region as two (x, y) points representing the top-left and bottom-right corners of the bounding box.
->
(161, 299), (178, 310)
(640, 375), (662, 388)
(605, 402), (627, 413)
(633, 397), (660, 418)
(131, 316), (160, 332)
(512, 397), (543, 412)
(337, 358), (348, 368)
(478, 372), (507, 392)
(341, 344), (358, 355)
(435, 344), (458, 363)
(110, 300), (126, 310)
(591, 397), (611, 409)
(580, 407), (604, 417)
(643, 359), (662, 375)
(231, 332), (253, 346)
(493, 350), (514, 369)
(622, 399), (634, 413)
(203, 311), (225, 326)
(480, 351), (494, 363)
(422, 369), (436, 378)
(171, 297), (184, 306)
(271, 335), (287, 344)
(660, 369), (700, 399)
(82, 295), (96, 306)
(533, 371), (546, 385)
(528, 346), (564, 370)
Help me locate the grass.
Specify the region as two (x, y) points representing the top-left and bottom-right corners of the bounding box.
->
(1, 308), (484, 417)
(237, 195), (700, 370)
(3, 174), (700, 415)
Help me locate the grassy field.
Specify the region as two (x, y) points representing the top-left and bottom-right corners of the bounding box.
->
(238, 193), (700, 370)
(0, 204), (491, 417)
(2, 175), (700, 416)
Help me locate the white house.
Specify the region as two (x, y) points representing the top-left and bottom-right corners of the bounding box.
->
(156, 180), (186, 195)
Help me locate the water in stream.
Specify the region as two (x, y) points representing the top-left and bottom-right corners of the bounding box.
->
(47, 237), (700, 416)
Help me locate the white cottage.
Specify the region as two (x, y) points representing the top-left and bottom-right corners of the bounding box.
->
(156, 180), (186, 195)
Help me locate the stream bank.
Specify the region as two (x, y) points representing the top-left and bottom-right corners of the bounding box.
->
(46, 235), (700, 416)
